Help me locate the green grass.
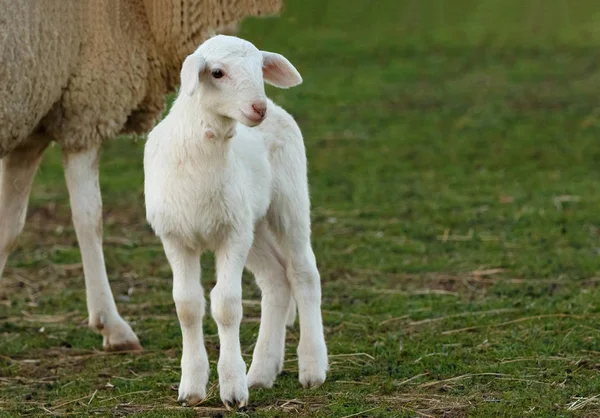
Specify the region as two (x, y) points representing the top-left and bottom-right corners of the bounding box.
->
(3, 0), (600, 416)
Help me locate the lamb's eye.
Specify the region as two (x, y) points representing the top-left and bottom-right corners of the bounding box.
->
(211, 69), (224, 79)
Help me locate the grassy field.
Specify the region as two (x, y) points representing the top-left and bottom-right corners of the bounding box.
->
(3, 0), (600, 416)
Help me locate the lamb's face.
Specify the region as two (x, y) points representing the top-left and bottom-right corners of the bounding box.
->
(180, 35), (303, 127)
(199, 38), (268, 127)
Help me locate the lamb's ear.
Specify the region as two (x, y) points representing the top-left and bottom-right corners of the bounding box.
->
(180, 54), (206, 95)
(261, 51), (302, 88)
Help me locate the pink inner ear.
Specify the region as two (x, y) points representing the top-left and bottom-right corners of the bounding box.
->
(262, 52), (301, 88)
(264, 60), (287, 79)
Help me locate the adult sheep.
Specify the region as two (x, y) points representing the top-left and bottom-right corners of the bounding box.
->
(0, 0), (282, 352)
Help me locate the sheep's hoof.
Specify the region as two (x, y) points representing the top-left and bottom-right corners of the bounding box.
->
(98, 319), (143, 352)
(104, 339), (143, 352)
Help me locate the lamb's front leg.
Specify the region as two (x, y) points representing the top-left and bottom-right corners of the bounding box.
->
(211, 232), (253, 409)
(162, 239), (209, 405)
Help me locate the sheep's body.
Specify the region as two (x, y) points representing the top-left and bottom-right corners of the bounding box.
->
(0, 0), (282, 352)
(0, 1), (80, 155)
(2, 0), (155, 155)
(144, 35), (328, 408)
(0, 0), (282, 156)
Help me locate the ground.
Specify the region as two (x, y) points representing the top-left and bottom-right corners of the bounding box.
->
(2, 0), (600, 417)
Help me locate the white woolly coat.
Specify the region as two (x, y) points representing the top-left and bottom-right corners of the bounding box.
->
(144, 96), (308, 250)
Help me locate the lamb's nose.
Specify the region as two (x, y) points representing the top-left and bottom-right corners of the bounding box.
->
(252, 102), (267, 118)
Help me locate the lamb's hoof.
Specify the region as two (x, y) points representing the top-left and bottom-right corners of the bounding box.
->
(299, 361), (327, 388)
(177, 362), (209, 406)
(300, 374), (326, 389)
(220, 374), (249, 410)
(247, 378), (273, 389)
(178, 392), (205, 406)
(247, 373), (274, 389)
(177, 379), (207, 407)
(223, 397), (248, 411)
(298, 343), (328, 389)
(247, 358), (281, 389)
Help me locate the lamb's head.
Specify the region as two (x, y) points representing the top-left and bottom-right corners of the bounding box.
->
(179, 35), (302, 127)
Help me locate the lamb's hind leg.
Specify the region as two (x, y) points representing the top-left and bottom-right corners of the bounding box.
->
(271, 207), (328, 388)
(284, 239), (328, 388)
(62, 145), (141, 351)
(0, 135), (50, 278)
(245, 223), (293, 389)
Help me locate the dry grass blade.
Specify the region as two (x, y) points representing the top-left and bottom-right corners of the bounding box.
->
(408, 308), (517, 327)
(59, 263), (83, 271)
(400, 407), (435, 418)
(379, 314), (410, 326)
(395, 372), (430, 386)
(496, 377), (552, 385)
(441, 313), (594, 335)
(357, 286), (458, 296)
(567, 394), (600, 411)
(280, 399), (305, 407)
(328, 353), (375, 360)
(88, 389), (98, 405)
(470, 268), (505, 276)
(51, 394), (94, 410)
(20, 310), (79, 324)
(98, 390), (152, 403)
(500, 356), (577, 364)
(437, 228), (473, 241)
(40, 406), (59, 416)
(420, 372), (511, 388)
(341, 406), (379, 418)
(414, 353), (447, 364)
(321, 309), (372, 320)
(335, 380), (371, 385)
(553, 195), (580, 210)
(366, 393), (470, 415)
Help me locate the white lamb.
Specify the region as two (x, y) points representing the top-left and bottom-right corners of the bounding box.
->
(144, 35), (328, 409)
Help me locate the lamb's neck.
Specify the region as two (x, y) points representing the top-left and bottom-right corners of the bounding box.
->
(171, 96), (237, 157)
(198, 113), (237, 142)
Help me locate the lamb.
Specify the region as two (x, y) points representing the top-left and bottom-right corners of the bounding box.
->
(0, 0), (282, 352)
(143, 35), (328, 408)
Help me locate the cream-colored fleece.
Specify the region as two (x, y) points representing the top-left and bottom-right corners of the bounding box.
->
(0, 0), (282, 157)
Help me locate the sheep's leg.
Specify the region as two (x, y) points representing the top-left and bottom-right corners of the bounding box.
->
(0, 136), (50, 278)
(245, 223), (292, 389)
(162, 238), (208, 405)
(62, 146), (141, 351)
(211, 231), (253, 409)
